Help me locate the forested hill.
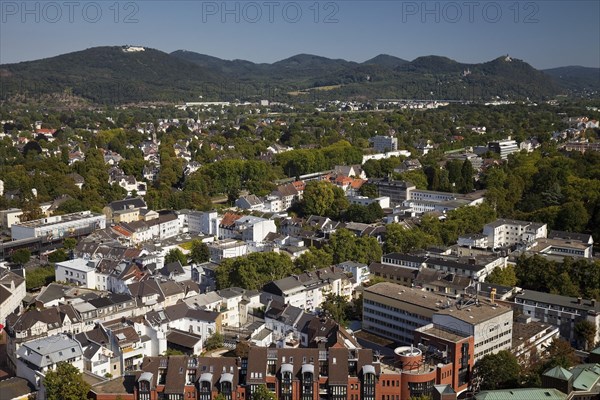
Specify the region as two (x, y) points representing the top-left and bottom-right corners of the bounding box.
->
(1, 46), (596, 104)
(543, 66), (600, 94)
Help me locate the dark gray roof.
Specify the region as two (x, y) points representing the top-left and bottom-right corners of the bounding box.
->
(265, 301), (304, 326)
(166, 329), (203, 348)
(0, 377), (35, 400)
(548, 230), (593, 244)
(161, 261), (185, 276)
(109, 197), (147, 211)
(263, 267), (347, 295)
(35, 283), (71, 305)
(516, 289), (600, 313)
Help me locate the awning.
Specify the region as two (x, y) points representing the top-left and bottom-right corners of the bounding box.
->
(362, 365), (376, 375)
(139, 372), (153, 383)
(220, 373), (234, 383)
(281, 363), (294, 374)
(200, 373), (213, 383)
(301, 364), (314, 375)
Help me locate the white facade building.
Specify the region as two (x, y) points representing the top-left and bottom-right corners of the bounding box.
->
(483, 219), (547, 249)
(0, 208), (23, 230)
(11, 211), (106, 240)
(433, 303), (513, 361)
(488, 139), (519, 160)
(55, 258), (98, 289)
(337, 261), (370, 286)
(0, 269), (26, 326)
(188, 210), (219, 236)
(347, 196), (390, 209)
(16, 334), (84, 396)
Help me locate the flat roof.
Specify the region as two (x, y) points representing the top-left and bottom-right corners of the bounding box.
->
(56, 258), (96, 272)
(364, 282), (448, 310)
(435, 300), (512, 324)
(418, 324), (469, 342)
(512, 321), (557, 350)
(13, 211), (103, 228)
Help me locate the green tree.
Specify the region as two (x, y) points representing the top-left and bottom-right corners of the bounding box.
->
(294, 248), (333, 271)
(44, 361), (91, 400)
(189, 240), (210, 264)
(326, 229), (381, 265)
(575, 320), (597, 351)
(321, 293), (351, 326)
(63, 238), (77, 251)
(165, 248), (187, 266)
(301, 181), (348, 218)
(460, 159), (474, 193)
(204, 332), (224, 351)
(48, 249), (69, 263)
(476, 350), (520, 390)
(486, 265), (517, 287)
(25, 265), (55, 290)
(252, 384), (276, 400)
(384, 223), (438, 254)
(556, 201), (589, 232)
(216, 252), (295, 290)
(396, 170), (428, 190)
(358, 183), (378, 198)
(11, 249), (31, 266)
(542, 338), (578, 370)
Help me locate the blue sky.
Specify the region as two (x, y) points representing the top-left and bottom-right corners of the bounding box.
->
(1, 1), (599, 68)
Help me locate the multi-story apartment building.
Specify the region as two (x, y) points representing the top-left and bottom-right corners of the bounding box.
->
(16, 334), (84, 398)
(414, 324), (474, 394)
(372, 253), (505, 285)
(263, 267), (354, 313)
(370, 179), (416, 206)
(482, 219), (547, 249)
(369, 135), (398, 152)
(364, 282), (512, 362)
(0, 208), (23, 229)
(487, 139), (519, 160)
(515, 290), (600, 345)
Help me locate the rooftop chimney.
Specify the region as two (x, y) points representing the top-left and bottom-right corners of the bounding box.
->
(578, 297), (583, 304)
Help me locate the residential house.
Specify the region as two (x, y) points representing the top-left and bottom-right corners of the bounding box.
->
(0, 268), (26, 327)
(16, 334), (84, 397)
(103, 197), (147, 224)
(514, 290), (600, 346)
(262, 266), (353, 313)
(235, 195), (264, 211)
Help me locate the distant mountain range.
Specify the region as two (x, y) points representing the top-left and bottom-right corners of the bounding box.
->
(0, 46), (598, 105)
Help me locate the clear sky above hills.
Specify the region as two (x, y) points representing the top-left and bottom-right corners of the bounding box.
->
(1, 0), (598, 68)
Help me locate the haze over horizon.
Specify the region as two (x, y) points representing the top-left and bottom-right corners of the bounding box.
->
(1, 0), (599, 69)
